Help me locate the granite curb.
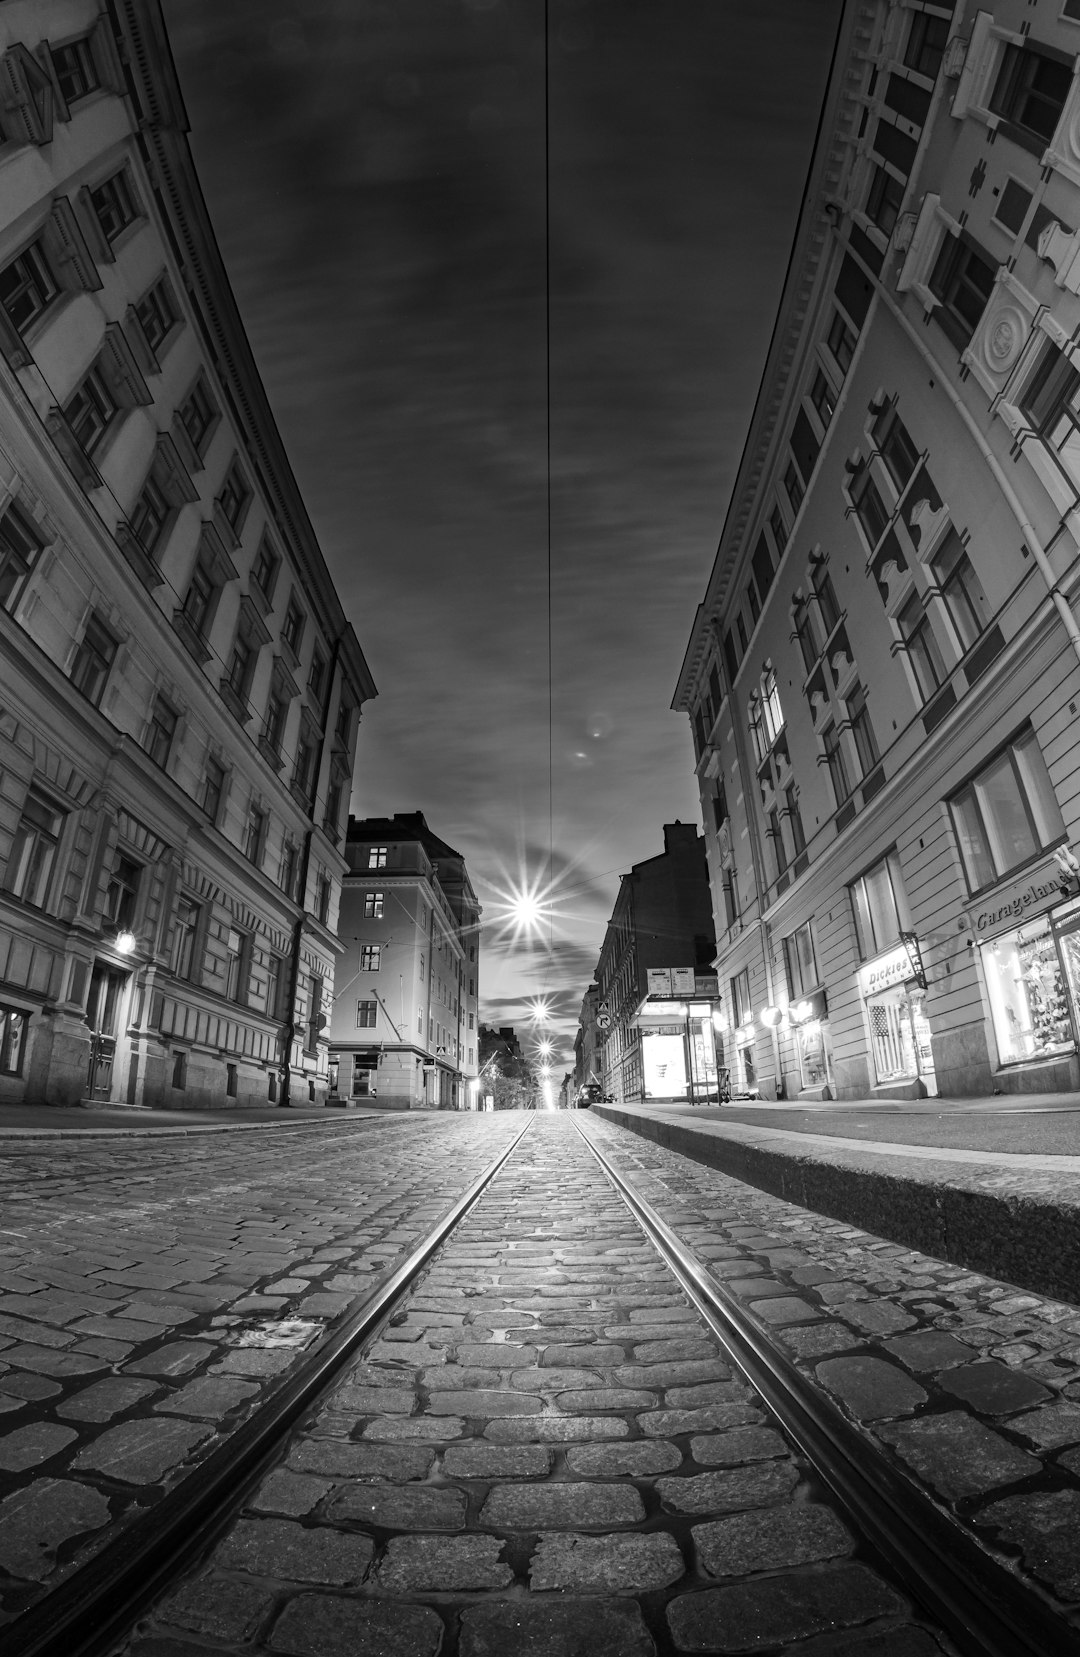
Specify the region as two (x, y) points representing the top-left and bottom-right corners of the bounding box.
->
(592, 1103), (1080, 1305)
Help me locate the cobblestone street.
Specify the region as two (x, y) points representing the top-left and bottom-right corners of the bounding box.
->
(5, 1111), (1080, 1654)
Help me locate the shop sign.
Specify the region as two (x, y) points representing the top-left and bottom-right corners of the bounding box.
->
(646, 970), (671, 996)
(858, 943), (914, 997)
(965, 858), (1064, 937)
(671, 967), (696, 993)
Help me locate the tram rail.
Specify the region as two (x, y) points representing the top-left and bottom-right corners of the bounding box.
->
(4, 1111), (1078, 1657)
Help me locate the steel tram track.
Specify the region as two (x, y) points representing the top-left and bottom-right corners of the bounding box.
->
(572, 1115), (1080, 1657)
(5, 1117), (535, 1657)
(7, 1111), (1076, 1657)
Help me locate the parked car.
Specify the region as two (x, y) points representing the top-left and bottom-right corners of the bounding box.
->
(575, 1083), (608, 1109)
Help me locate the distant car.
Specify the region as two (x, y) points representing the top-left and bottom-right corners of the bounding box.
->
(576, 1083), (608, 1109)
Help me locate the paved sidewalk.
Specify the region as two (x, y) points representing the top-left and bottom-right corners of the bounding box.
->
(593, 1101), (1080, 1305)
(0, 1104), (428, 1138)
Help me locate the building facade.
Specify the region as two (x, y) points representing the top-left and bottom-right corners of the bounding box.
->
(0, 1), (374, 1109)
(328, 814), (480, 1110)
(676, 0), (1080, 1101)
(590, 823), (718, 1103)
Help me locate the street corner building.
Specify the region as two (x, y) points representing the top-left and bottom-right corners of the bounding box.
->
(675, 0), (1080, 1103)
(0, 1), (375, 1110)
(326, 813), (480, 1111)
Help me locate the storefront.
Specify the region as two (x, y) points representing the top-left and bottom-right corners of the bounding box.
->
(636, 984), (722, 1102)
(788, 990), (833, 1092)
(858, 942), (938, 1096)
(968, 858), (1080, 1073)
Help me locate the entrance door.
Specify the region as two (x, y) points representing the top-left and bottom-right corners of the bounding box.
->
(86, 962), (127, 1100)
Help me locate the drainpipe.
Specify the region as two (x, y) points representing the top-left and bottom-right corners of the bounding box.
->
(844, 242), (1080, 672)
(280, 636), (344, 1109)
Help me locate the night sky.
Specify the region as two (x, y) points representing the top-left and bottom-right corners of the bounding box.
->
(162, 0), (841, 1071)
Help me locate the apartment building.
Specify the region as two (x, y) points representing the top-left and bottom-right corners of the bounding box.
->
(675, 0), (1080, 1100)
(591, 823), (718, 1103)
(0, 1), (375, 1109)
(328, 814), (480, 1109)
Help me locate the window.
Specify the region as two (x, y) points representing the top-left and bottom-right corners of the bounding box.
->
(134, 277), (178, 355)
(264, 955), (283, 1020)
(308, 648), (328, 701)
(251, 537), (279, 603)
(850, 852), (909, 959)
(990, 43), (1072, 146)
(178, 379), (217, 457)
(850, 466), (889, 547)
(0, 240), (57, 332)
(172, 1050), (187, 1089)
(897, 593), (946, 701)
(0, 1005), (28, 1076)
(316, 874), (331, 924)
(306, 973), (324, 1051)
(69, 612), (117, 706)
(931, 530), (992, 651)
(0, 503), (42, 612)
(1019, 343), (1080, 495)
(769, 503), (788, 553)
(224, 928), (249, 1002)
(846, 683), (878, 777)
(950, 728), (1065, 890)
(64, 365), (116, 456)
(202, 755), (226, 822)
(768, 808), (788, 876)
(145, 695), (177, 768)
(928, 236), (996, 345)
(51, 36), (99, 103)
(420, 953), (426, 978)
(810, 369), (835, 427)
(357, 999), (377, 1028)
(243, 802), (266, 865)
(786, 785), (806, 857)
(783, 460), (804, 516)
(292, 725), (317, 802)
(171, 895), (201, 979)
(280, 840), (298, 898)
(282, 596), (305, 655)
(104, 854), (140, 931)
(6, 787), (64, 907)
(865, 165), (905, 237)
(263, 685), (288, 759)
(793, 597), (820, 674)
(722, 866), (740, 929)
(224, 628), (256, 706)
(129, 473), (171, 557)
(218, 462), (250, 534)
(827, 311), (857, 375)
(730, 968), (753, 1027)
(226, 1063), (238, 1097)
(784, 922), (818, 1000)
(812, 565), (841, 634)
(822, 722), (850, 803)
(877, 413), (920, 494)
(324, 777), (344, 837)
(360, 945), (382, 971)
(904, 10), (949, 80)
(368, 845), (388, 869)
(181, 542), (221, 641)
(88, 171), (137, 243)
(365, 891), (384, 918)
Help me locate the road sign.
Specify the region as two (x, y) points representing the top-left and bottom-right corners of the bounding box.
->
(596, 1012), (611, 1030)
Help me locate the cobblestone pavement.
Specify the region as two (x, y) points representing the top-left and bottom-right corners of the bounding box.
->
(0, 1113), (520, 1621)
(121, 1115), (956, 1657)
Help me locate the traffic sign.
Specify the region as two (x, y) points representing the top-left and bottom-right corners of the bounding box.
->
(596, 1013), (611, 1030)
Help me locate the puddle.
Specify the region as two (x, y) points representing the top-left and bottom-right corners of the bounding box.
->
(225, 1317), (325, 1349)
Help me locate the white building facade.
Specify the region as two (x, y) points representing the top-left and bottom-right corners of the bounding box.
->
(676, 0), (1080, 1101)
(0, 0), (375, 1109)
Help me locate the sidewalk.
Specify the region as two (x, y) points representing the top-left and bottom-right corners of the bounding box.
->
(0, 1103), (385, 1139)
(592, 1099), (1080, 1305)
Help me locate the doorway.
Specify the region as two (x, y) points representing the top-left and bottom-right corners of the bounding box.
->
(86, 962), (128, 1101)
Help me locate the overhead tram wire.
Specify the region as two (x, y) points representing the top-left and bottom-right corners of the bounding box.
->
(544, 0), (554, 970)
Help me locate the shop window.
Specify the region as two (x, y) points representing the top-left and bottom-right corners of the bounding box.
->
(849, 852), (909, 959)
(357, 999), (377, 1028)
(897, 592), (946, 702)
(784, 921), (818, 1000)
(0, 502), (43, 613)
(990, 43), (1072, 148)
(69, 611), (117, 707)
(171, 895), (201, 981)
(5, 786), (64, 908)
(927, 235), (996, 348)
(950, 728), (1065, 891)
(983, 918), (1074, 1065)
(360, 945), (381, 971)
(904, 10), (949, 81)
(364, 891), (384, 918)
